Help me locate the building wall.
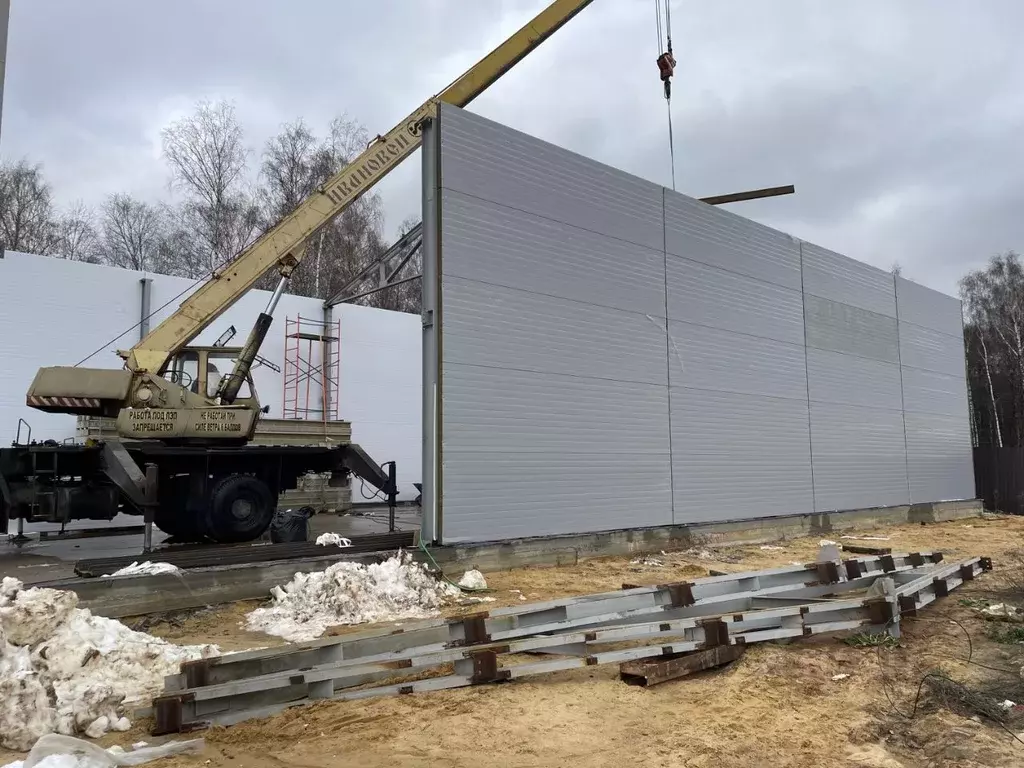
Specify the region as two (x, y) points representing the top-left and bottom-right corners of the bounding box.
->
(435, 102), (974, 544)
(0, 251), (422, 502)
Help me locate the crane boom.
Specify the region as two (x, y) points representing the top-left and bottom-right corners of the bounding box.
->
(124, 0), (595, 375)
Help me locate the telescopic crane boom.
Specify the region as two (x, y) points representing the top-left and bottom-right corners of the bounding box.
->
(124, 0), (596, 377)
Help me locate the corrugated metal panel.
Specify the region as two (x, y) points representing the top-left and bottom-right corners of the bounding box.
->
(806, 348), (903, 411)
(801, 241), (897, 317)
(901, 366), (969, 417)
(440, 452), (673, 542)
(441, 188), (666, 316)
(809, 402), (909, 511)
(667, 320), (807, 401)
(442, 276), (668, 386)
(804, 294), (900, 363)
(904, 411), (975, 502)
(443, 364), (670, 455)
(663, 189), (801, 291)
(896, 276), (964, 337)
(898, 322), (966, 376)
(670, 388), (814, 522)
(438, 103), (664, 252)
(666, 256), (804, 345)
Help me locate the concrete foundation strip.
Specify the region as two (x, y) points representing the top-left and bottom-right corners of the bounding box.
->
(162, 550), (942, 691)
(149, 555), (986, 733)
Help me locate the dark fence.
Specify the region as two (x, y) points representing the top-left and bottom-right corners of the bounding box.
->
(974, 446), (1024, 515)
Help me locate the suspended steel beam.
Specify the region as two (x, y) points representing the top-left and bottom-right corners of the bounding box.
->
(699, 184), (796, 206)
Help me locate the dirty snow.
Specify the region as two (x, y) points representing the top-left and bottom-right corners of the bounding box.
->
(0, 577), (218, 750)
(315, 533), (352, 548)
(245, 553), (460, 642)
(457, 570), (487, 590)
(981, 603), (1024, 622)
(100, 562), (178, 578)
(759, 545), (785, 551)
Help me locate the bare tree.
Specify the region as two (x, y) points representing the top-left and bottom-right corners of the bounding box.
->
(162, 100), (254, 270)
(54, 200), (101, 262)
(98, 193), (166, 272)
(0, 159), (58, 254)
(255, 115), (385, 300)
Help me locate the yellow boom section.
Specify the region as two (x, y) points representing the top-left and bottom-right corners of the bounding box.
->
(125, 0), (595, 375)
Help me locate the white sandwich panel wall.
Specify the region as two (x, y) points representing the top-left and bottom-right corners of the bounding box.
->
(895, 276), (974, 502)
(432, 103), (975, 543)
(437, 103), (672, 542)
(800, 245), (910, 512)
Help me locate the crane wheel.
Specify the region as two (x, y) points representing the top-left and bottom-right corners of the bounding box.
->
(203, 474), (276, 543)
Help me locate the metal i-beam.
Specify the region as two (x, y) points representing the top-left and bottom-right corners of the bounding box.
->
(151, 556), (987, 734)
(165, 551), (941, 691)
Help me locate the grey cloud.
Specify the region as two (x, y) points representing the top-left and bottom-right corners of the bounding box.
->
(6, 0), (1024, 297)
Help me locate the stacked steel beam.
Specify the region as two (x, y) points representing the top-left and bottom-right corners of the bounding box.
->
(147, 549), (990, 734)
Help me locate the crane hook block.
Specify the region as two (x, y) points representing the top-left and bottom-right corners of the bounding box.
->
(656, 51), (676, 82)
(657, 51), (676, 100)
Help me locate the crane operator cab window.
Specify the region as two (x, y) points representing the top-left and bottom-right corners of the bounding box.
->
(205, 351), (253, 400)
(161, 349), (253, 401)
(164, 351), (199, 392)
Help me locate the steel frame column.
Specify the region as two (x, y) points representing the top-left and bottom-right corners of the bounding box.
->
(421, 116), (442, 543)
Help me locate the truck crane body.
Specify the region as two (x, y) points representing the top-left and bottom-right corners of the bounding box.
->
(1, 0), (596, 543)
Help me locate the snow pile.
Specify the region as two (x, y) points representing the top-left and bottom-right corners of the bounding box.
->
(0, 577), (218, 750)
(315, 533), (352, 548)
(457, 570), (487, 590)
(100, 562), (178, 578)
(245, 553), (460, 642)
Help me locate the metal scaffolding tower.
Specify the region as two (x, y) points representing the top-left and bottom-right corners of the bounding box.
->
(282, 315), (340, 421)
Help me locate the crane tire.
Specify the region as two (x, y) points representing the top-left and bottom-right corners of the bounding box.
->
(203, 474), (275, 543)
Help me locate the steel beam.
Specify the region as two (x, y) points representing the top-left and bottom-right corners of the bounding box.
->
(151, 556), (987, 733)
(164, 551), (941, 691)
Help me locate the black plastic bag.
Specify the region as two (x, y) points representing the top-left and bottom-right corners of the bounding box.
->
(269, 506), (314, 543)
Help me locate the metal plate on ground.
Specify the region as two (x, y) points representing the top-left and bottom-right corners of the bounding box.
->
(73, 530), (415, 576)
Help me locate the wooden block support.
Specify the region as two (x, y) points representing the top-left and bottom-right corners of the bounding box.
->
(619, 645), (746, 687)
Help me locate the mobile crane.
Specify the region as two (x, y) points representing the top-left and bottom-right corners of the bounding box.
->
(0, 0), (597, 544)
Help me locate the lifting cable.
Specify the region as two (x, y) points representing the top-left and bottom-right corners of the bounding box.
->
(654, 0), (677, 190)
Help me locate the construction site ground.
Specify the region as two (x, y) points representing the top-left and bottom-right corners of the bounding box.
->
(8, 514), (1024, 767)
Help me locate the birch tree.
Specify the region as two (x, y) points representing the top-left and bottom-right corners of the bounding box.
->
(162, 100), (258, 272)
(0, 159), (58, 254)
(98, 194), (166, 272)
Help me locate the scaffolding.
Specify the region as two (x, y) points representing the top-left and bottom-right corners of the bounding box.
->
(282, 315), (340, 421)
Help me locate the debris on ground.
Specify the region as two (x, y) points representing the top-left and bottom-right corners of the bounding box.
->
(841, 535), (892, 541)
(831, 673), (851, 681)
(244, 553), (460, 642)
(758, 545), (785, 552)
(100, 562), (178, 578)
(1, 733), (205, 768)
(980, 603), (1024, 622)
(314, 533), (352, 548)
(628, 556), (664, 568)
(457, 570), (487, 590)
(0, 577), (218, 750)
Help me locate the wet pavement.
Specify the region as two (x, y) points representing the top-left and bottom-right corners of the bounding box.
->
(0, 504), (422, 585)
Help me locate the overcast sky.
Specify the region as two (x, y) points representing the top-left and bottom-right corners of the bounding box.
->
(5, 0), (1022, 297)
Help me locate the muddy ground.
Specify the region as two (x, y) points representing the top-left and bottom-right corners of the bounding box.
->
(7, 514), (1024, 768)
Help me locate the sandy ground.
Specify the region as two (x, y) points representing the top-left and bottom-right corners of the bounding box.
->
(7, 514), (1024, 767)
